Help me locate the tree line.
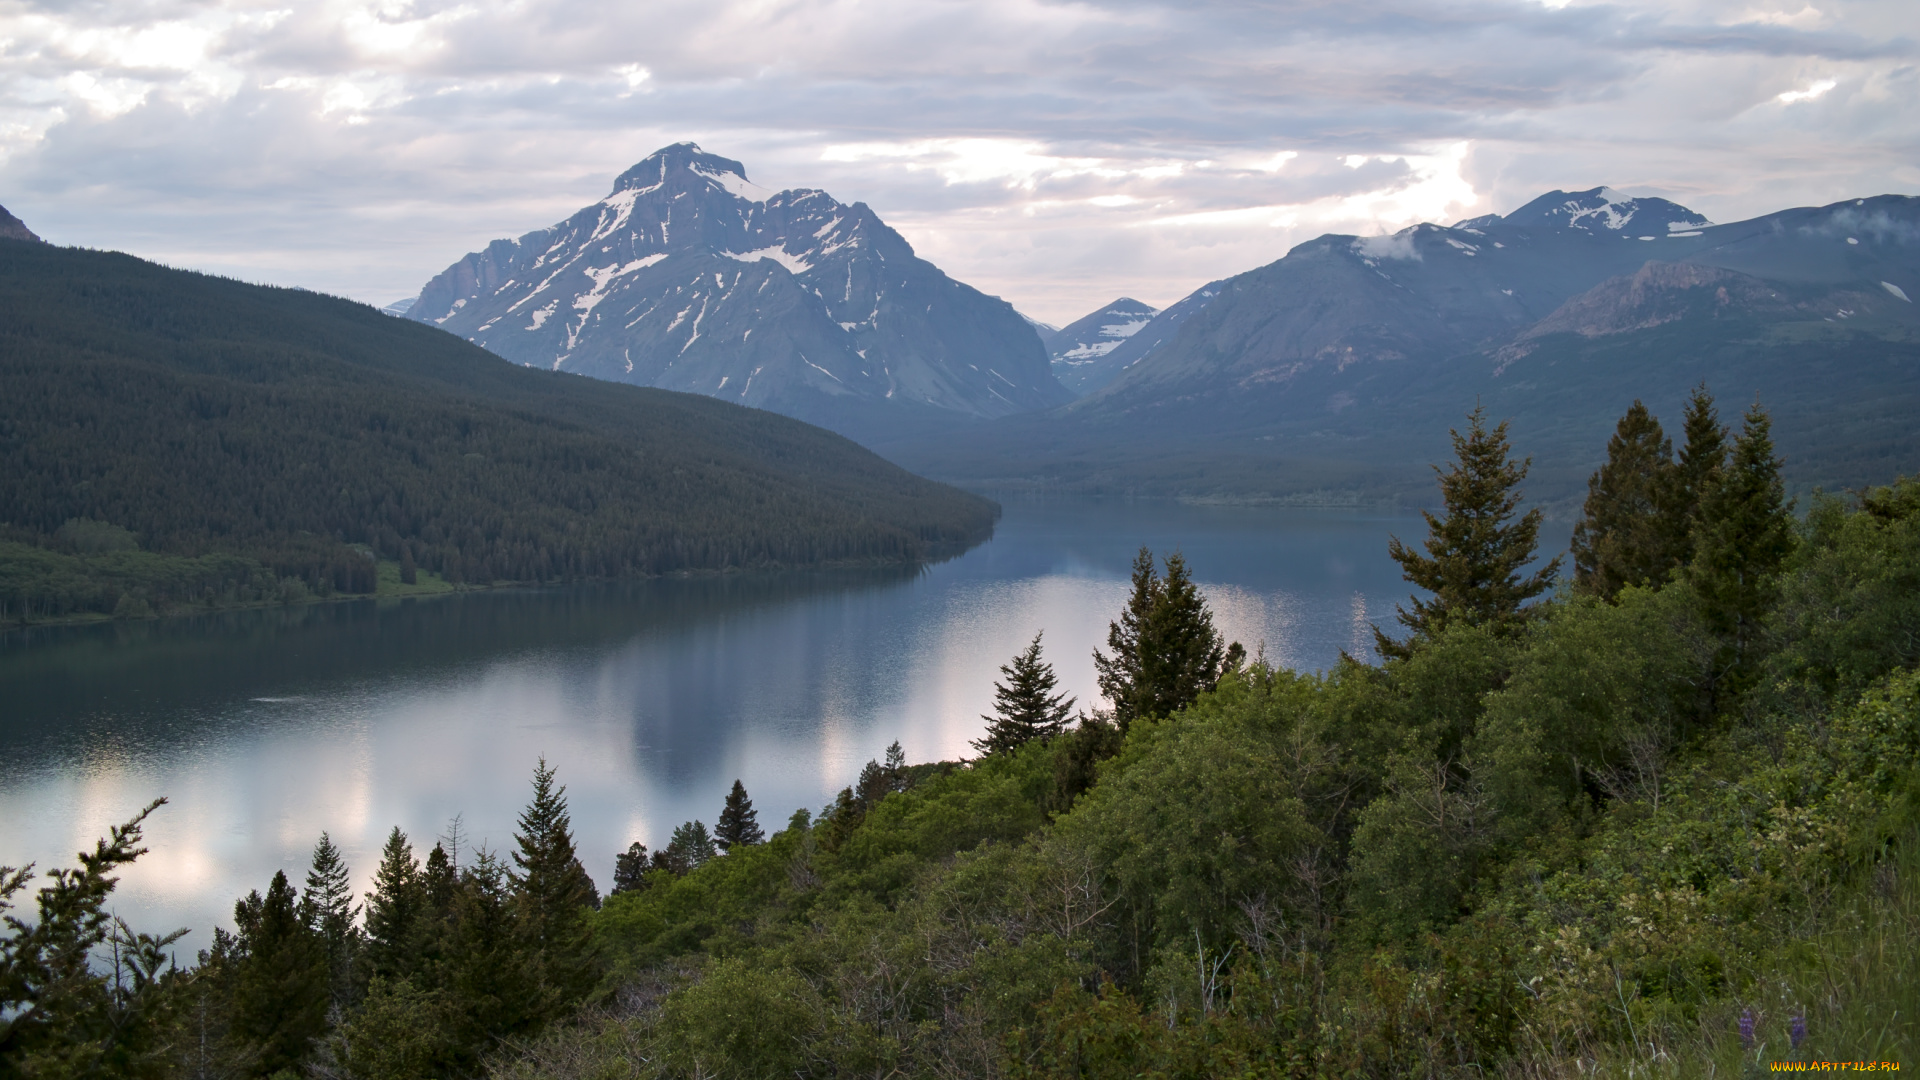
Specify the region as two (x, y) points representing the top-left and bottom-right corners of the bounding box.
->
(0, 238), (998, 623)
(5, 386), (1918, 1076)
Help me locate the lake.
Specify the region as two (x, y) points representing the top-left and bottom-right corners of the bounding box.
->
(0, 497), (1565, 944)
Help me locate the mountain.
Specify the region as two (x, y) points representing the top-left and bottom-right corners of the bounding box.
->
(405, 143), (1069, 440)
(382, 297), (416, 316)
(0, 205), (40, 243)
(871, 190), (1920, 504)
(0, 237), (998, 620)
(1047, 297), (1160, 395)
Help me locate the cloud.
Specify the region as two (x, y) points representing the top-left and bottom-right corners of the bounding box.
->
(0, 0), (1913, 324)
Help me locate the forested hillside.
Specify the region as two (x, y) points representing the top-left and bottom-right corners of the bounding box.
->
(0, 239), (997, 622)
(6, 396), (1917, 1076)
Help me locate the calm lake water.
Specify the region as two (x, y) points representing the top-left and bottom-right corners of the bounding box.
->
(0, 497), (1566, 944)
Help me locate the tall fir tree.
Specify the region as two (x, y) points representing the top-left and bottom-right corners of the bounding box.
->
(228, 870), (329, 1077)
(511, 758), (600, 1012)
(1685, 400), (1795, 705)
(298, 832), (360, 1015)
(1665, 383), (1728, 567)
(611, 842), (650, 894)
(1377, 405), (1559, 659)
(442, 850), (542, 1061)
(360, 827), (423, 983)
(1571, 401), (1677, 599)
(973, 631), (1076, 755)
(1095, 549), (1241, 729)
(714, 780), (765, 852)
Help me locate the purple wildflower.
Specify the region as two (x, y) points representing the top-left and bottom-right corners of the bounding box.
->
(1739, 1008), (1755, 1049)
(1791, 1014), (1806, 1051)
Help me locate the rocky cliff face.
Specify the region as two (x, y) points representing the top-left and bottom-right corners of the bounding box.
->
(0, 205), (42, 243)
(407, 144), (1068, 437)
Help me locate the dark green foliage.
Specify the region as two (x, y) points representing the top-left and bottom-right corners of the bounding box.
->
(1377, 405), (1559, 658)
(1571, 400), (1677, 599)
(1094, 548), (1241, 729)
(975, 631), (1076, 756)
(1687, 401), (1796, 704)
(611, 842), (651, 895)
(714, 780), (765, 853)
(0, 799), (185, 1077)
(0, 239), (998, 622)
(299, 833), (360, 1014)
(1669, 382), (1729, 564)
(359, 827), (423, 984)
(227, 871), (329, 1076)
(511, 759), (600, 1013)
(658, 821), (718, 875)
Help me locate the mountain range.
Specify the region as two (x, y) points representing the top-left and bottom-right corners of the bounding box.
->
(405, 143), (1068, 440)
(869, 187), (1920, 504)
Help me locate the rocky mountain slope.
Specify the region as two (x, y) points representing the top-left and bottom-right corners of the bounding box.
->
(1045, 297), (1159, 394)
(406, 144), (1068, 438)
(874, 189), (1920, 503)
(0, 205), (40, 243)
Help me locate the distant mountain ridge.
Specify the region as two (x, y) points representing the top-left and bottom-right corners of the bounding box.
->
(0, 204), (40, 243)
(407, 143), (1068, 438)
(873, 188), (1920, 504)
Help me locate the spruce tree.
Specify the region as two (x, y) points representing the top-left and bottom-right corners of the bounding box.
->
(1665, 383), (1728, 566)
(511, 758), (600, 1010)
(360, 827), (423, 982)
(661, 820), (717, 873)
(298, 832), (360, 1013)
(228, 870), (329, 1076)
(442, 850), (541, 1058)
(1094, 548), (1241, 729)
(973, 631), (1076, 755)
(714, 780), (765, 852)
(1571, 401), (1676, 599)
(1685, 400), (1795, 703)
(1377, 405), (1559, 659)
(611, 842), (650, 894)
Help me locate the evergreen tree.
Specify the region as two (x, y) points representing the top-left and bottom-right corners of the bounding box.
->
(442, 850), (542, 1061)
(1571, 401), (1677, 599)
(973, 631), (1076, 755)
(360, 827), (423, 983)
(1686, 400), (1795, 704)
(1665, 383), (1728, 566)
(1377, 405), (1559, 659)
(298, 832), (360, 1014)
(228, 870), (329, 1077)
(1095, 548), (1241, 729)
(612, 842), (651, 894)
(511, 758), (600, 1011)
(659, 821), (718, 874)
(714, 780), (765, 852)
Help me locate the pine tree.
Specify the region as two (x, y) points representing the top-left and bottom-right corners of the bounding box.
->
(1686, 400), (1795, 704)
(1571, 401), (1676, 599)
(1665, 383), (1728, 567)
(715, 780), (765, 852)
(361, 827), (423, 983)
(228, 870), (329, 1076)
(442, 849), (541, 1059)
(511, 758), (600, 1011)
(1095, 548), (1241, 729)
(611, 842), (650, 894)
(1376, 405), (1559, 659)
(660, 820), (717, 874)
(298, 832), (360, 1013)
(973, 631), (1076, 755)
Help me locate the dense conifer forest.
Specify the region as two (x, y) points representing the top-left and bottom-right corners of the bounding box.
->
(4, 394), (1918, 1077)
(0, 238), (998, 622)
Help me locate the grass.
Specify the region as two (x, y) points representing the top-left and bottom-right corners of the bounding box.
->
(373, 559), (456, 598)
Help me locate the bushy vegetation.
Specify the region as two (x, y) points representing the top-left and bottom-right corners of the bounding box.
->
(0, 239), (997, 623)
(5, 395), (1917, 1077)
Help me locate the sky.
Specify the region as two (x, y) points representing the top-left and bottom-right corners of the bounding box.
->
(0, 0), (1914, 326)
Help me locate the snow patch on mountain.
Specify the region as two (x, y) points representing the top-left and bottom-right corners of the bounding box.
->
(726, 246), (813, 275)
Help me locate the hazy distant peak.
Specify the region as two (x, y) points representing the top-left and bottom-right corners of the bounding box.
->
(1502, 186), (1711, 234)
(0, 204), (42, 243)
(609, 142), (771, 203)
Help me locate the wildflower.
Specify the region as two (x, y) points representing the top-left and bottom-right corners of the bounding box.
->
(1739, 1008), (1755, 1049)
(1790, 1014), (1806, 1051)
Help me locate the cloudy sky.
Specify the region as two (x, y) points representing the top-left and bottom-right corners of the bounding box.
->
(1, 0), (1913, 324)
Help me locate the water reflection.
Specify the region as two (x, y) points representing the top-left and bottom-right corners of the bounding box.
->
(0, 498), (1553, 945)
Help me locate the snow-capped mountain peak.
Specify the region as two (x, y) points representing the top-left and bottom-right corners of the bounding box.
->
(1503, 186), (1712, 234)
(405, 144), (1066, 432)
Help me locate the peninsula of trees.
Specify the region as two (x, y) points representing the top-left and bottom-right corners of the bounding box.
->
(0, 238), (998, 623)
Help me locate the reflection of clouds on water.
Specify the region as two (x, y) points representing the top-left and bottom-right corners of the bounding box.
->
(0, 502), (1528, 943)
